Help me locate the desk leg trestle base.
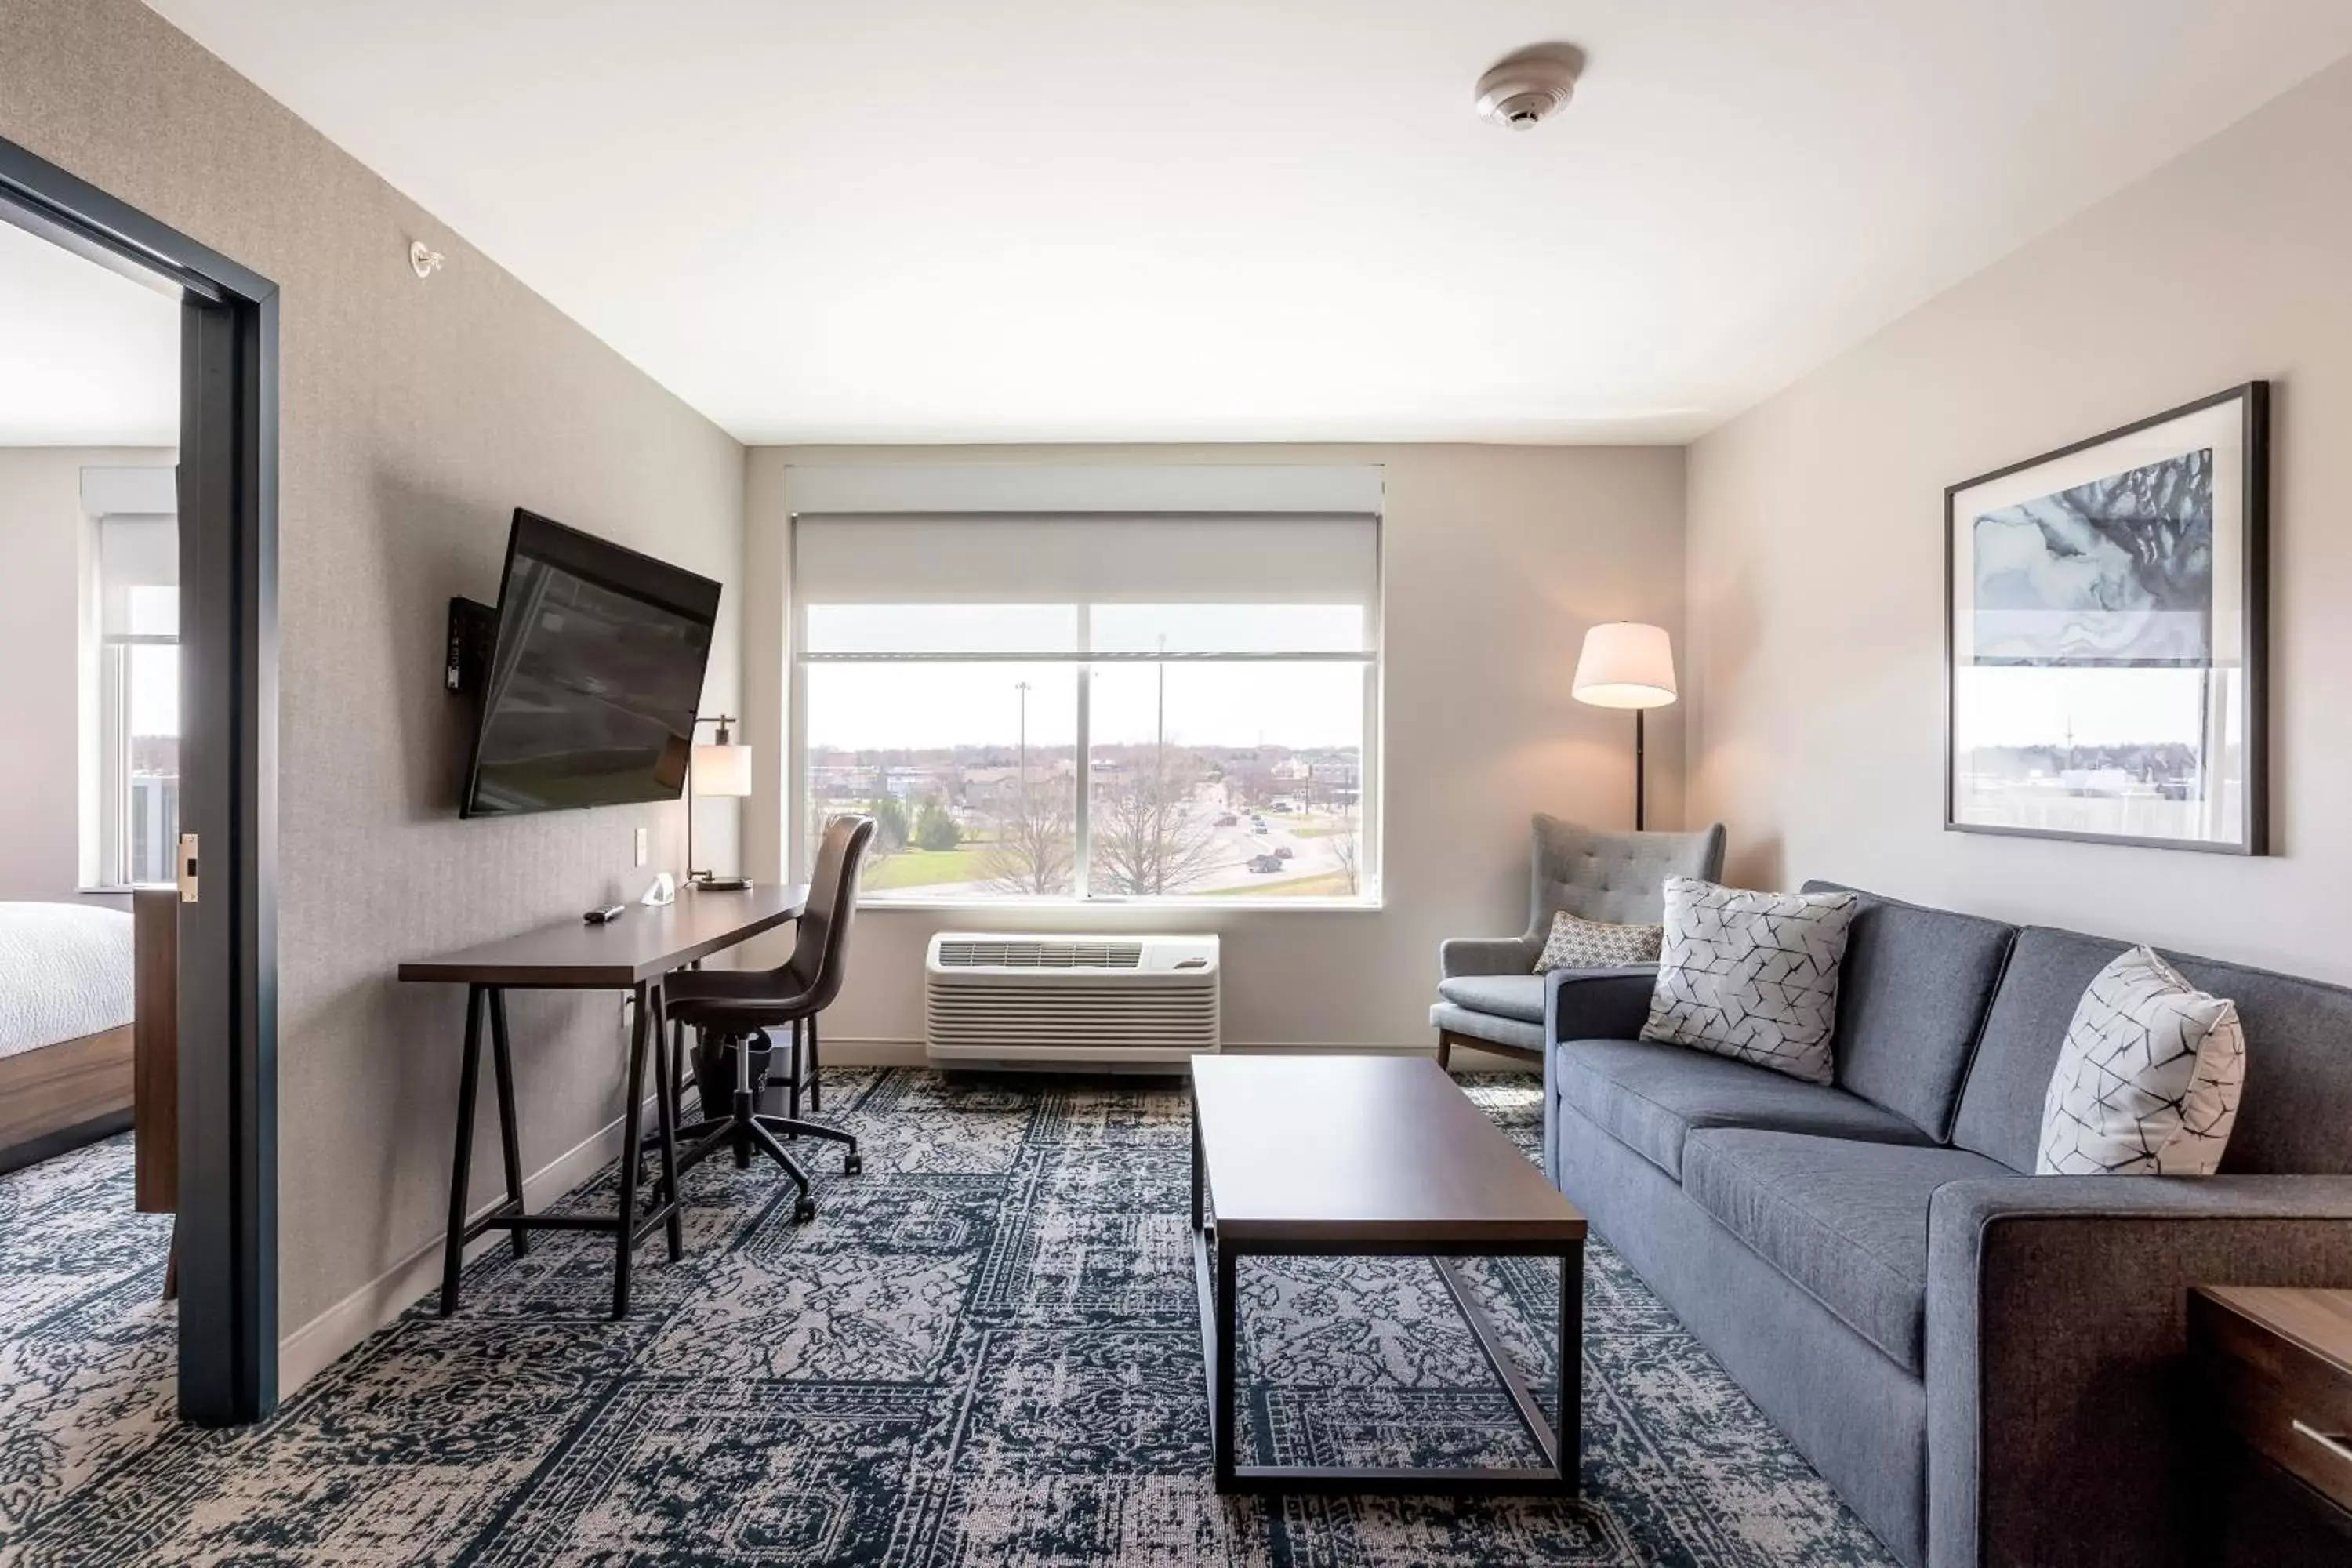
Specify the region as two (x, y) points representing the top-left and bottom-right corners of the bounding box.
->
(438, 980), (684, 1322)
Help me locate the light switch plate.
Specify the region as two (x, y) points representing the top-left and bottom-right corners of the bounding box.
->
(633, 826), (648, 867)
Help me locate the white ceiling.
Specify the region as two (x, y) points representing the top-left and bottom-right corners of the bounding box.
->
(146, 1), (2352, 445)
(0, 216), (180, 446)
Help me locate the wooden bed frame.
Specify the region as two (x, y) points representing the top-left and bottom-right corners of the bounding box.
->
(0, 891), (176, 1178)
(0, 1022), (133, 1174)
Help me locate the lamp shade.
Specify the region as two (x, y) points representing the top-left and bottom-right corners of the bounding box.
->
(1572, 622), (1678, 710)
(691, 741), (754, 797)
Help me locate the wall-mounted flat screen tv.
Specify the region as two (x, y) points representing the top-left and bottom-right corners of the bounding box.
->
(460, 509), (721, 818)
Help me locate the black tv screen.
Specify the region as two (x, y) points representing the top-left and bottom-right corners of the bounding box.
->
(461, 509), (722, 818)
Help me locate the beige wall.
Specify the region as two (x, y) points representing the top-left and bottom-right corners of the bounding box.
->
(1, 0), (745, 1374)
(741, 444), (1686, 1053)
(0, 446), (173, 906)
(1686, 55), (2352, 982)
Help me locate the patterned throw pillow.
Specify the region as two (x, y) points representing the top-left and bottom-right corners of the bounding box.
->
(2036, 946), (2245, 1176)
(1640, 877), (1860, 1084)
(1533, 910), (1664, 973)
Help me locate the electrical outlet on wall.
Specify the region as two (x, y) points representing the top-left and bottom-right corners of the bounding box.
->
(633, 827), (648, 867)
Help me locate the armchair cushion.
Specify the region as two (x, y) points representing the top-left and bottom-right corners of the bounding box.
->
(1430, 1000), (1544, 1054)
(1436, 974), (1548, 1025)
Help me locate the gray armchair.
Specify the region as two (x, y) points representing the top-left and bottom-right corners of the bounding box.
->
(1431, 814), (1726, 1069)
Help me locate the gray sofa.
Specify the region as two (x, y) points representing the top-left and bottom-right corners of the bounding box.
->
(1541, 880), (2352, 1568)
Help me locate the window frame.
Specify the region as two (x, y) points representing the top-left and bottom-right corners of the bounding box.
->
(787, 515), (1384, 912)
(98, 628), (181, 887)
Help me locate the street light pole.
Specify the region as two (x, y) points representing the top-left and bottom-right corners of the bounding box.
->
(1014, 680), (1031, 806)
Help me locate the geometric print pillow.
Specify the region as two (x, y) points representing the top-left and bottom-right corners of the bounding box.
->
(1533, 909), (1664, 974)
(1639, 877), (1860, 1085)
(2035, 946), (2245, 1177)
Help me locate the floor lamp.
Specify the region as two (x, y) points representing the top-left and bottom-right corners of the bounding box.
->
(1572, 622), (1678, 830)
(687, 715), (754, 890)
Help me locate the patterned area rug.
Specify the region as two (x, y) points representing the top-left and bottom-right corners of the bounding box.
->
(0, 1070), (1896, 1566)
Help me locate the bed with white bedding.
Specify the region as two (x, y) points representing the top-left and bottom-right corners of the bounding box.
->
(0, 902), (137, 1170)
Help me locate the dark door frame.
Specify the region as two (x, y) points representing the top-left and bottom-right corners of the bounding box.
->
(0, 135), (280, 1425)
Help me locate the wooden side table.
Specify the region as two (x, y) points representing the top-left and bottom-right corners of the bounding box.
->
(2188, 1286), (2352, 1553)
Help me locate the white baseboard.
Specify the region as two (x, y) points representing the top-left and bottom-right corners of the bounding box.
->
(277, 1098), (651, 1396)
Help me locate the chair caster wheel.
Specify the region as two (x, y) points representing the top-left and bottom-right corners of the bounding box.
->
(843, 1153), (862, 1176)
(793, 1196), (817, 1225)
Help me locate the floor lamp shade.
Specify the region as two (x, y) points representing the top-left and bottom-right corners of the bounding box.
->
(1572, 622), (1678, 710)
(1572, 622), (1677, 830)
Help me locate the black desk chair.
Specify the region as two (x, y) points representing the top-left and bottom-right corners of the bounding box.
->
(660, 814), (873, 1222)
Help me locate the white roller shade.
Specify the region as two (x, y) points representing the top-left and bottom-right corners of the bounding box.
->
(98, 514), (179, 637)
(793, 514), (1379, 608)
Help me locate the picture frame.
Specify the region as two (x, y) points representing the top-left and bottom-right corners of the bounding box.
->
(1944, 381), (2269, 855)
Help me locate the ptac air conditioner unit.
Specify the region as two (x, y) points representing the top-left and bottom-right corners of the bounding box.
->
(924, 933), (1220, 1069)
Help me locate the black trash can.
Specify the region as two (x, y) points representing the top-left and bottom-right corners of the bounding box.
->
(690, 1032), (775, 1116)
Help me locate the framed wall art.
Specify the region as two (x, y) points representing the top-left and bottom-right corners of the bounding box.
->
(1945, 381), (2269, 854)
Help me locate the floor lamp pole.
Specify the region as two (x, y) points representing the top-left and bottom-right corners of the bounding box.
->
(1635, 708), (1647, 832)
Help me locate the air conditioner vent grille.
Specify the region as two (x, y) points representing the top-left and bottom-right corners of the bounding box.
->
(935, 939), (1143, 970)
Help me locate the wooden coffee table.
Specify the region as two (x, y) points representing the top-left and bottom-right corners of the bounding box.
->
(1189, 1054), (1587, 1496)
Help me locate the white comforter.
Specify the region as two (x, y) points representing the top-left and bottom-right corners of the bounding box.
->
(0, 903), (135, 1060)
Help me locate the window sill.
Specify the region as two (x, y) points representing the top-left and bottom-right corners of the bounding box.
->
(78, 884), (147, 897)
(854, 895), (1385, 915)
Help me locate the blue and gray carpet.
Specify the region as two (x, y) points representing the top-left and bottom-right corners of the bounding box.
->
(0, 1069), (1894, 1565)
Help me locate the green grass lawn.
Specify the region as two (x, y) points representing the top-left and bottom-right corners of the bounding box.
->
(862, 846), (985, 891)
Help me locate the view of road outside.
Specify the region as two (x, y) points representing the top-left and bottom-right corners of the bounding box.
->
(803, 661), (1367, 901)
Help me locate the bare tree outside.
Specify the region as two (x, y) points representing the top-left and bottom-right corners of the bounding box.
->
(1091, 751), (1225, 896)
(978, 786), (1076, 895)
(1330, 803), (1363, 895)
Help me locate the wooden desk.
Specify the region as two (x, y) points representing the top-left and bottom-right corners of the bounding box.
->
(398, 884), (808, 1318)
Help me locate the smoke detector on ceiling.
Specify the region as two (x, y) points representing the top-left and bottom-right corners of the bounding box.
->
(1475, 45), (1584, 130)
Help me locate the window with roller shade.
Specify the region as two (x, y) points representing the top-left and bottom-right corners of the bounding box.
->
(93, 511), (180, 887)
(791, 514), (1379, 904)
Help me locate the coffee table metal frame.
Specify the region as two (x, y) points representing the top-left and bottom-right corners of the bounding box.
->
(1189, 1096), (1584, 1497)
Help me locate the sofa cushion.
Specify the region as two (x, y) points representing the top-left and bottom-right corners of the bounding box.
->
(1551, 1037), (1933, 1181)
(1803, 881), (2016, 1142)
(1436, 974), (1548, 1025)
(1682, 1129), (2013, 1373)
(1955, 926), (2352, 1174)
(1431, 1000), (1544, 1054)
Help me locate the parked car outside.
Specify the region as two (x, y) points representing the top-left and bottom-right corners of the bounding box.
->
(1247, 854), (1283, 873)
(1273, 846), (1294, 859)
(1214, 813), (1238, 827)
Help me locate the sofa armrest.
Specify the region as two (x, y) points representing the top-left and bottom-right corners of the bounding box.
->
(1539, 966), (1657, 1189)
(1544, 966), (1657, 1044)
(1439, 935), (1541, 979)
(1924, 1175), (2352, 1568)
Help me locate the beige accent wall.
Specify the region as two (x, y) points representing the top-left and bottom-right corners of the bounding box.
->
(1686, 55), (2352, 982)
(2, 0), (746, 1374)
(0, 446), (175, 906)
(740, 445), (1687, 1054)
